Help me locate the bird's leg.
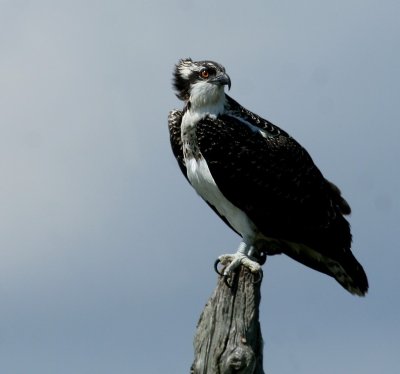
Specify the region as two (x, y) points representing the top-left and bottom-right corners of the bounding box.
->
(214, 242), (262, 285)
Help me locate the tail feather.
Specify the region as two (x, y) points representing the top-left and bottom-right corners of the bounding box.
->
(326, 253), (369, 296)
(283, 240), (369, 296)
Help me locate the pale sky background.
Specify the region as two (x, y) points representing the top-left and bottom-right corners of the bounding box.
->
(0, 0), (399, 373)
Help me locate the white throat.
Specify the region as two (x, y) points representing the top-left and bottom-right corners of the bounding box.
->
(188, 81), (226, 119)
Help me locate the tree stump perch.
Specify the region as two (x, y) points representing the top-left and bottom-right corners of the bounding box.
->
(191, 267), (264, 374)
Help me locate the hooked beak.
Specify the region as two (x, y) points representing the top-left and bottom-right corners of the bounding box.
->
(210, 72), (231, 90)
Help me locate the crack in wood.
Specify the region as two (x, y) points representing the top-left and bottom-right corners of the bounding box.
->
(191, 267), (264, 374)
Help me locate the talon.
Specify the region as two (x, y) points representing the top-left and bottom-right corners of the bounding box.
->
(214, 258), (224, 276)
(223, 274), (233, 288)
(252, 269), (263, 284)
(257, 251), (267, 265)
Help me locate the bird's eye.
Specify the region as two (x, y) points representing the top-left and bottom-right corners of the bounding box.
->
(200, 69), (209, 79)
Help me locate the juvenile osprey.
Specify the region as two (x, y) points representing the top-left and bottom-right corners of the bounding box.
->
(168, 58), (368, 296)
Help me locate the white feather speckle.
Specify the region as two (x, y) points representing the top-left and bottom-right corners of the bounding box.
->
(178, 64), (193, 79)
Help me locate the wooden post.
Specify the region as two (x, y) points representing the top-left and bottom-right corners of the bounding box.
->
(191, 267), (264, 374)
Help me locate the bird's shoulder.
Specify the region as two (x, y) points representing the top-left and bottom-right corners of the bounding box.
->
(224, 95), (290, 138)
(168, 109), (183, 131)
(168, 109), (186, 175)
(196, 96), (312, 175)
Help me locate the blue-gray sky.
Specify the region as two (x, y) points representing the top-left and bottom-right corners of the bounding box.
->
(0, 0), (399, 373)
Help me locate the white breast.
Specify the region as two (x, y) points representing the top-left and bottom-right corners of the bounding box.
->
(186, 156), (256, 241)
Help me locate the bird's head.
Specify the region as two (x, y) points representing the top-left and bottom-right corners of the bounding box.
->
(173, 58), (231, 109)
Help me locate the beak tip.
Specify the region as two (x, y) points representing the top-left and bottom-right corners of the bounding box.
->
(227, 75), (231, 91)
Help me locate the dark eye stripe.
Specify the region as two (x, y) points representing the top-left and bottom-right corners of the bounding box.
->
(207, 67), (216, 75)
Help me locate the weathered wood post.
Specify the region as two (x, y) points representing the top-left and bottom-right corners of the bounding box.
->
(191, 266), (264, 374)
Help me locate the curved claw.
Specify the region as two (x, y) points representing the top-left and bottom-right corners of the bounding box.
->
(215, 259), (234, 288)
(223, 274), (234, 288)
(257, 251), (267, 265)
(252, 269), (263, 284)
(214, 258), (224, 276)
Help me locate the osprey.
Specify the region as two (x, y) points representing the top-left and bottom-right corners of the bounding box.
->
(168, 58), (368, 296)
